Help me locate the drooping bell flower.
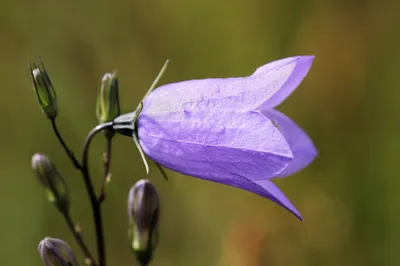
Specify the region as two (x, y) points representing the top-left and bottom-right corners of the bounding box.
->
(114, 56), (318, 220)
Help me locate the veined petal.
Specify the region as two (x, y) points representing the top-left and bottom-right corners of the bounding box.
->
(258, 56), (314, 108)
(138, 110), (293, 181)
(142, 56), (314, 115)
(248, 179), (301, 220)
(207, 174), (301, 219)
(260, 109), (317, 177)
(137, 113), (301, 219)
(135, 56), (315, 220)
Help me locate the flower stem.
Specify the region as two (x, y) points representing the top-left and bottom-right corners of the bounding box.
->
(62, 212), (96, 266)
(51, 119), (82, 169)
(81, 122), (112, 266)
(98, 137), (112, 204)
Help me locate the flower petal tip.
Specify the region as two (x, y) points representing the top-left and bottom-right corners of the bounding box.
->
(288, 204), (303, 221)
(253, 179), (303, 220)
(297, 55), (315, 71)
(254, 55), (315, 108)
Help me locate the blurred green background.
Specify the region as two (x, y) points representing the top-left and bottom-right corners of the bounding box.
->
(1, 0), (399, 265)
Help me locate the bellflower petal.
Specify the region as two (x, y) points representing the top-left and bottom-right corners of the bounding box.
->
(204, 172), (301, 219)
(138, 119), (300, 218)
(131, 56), (317, 219)
(245, 179), (301, 220)
(254, 56), (314, 108)
(260, 109), (318, 177)
(138, 111), (292, 181)
(142, 56), (313, 115)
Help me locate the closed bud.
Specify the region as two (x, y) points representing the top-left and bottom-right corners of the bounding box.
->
(128, 179), (160, 265)
(38, 237), (79, 266)
(32, 153), (69, 213)
(30, 60), (57, 120)
(96, 71), (120, 127)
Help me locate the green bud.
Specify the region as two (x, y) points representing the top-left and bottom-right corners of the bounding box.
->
(38, 237), (79, 266)
(96, 71), (120, 125)
(32, 153), (69, 213)
(128, 179), (160, 265)
(30, 60), (57, 120)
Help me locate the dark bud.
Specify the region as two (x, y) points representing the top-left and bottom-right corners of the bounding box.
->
(38, 237), (79, 266)
(128, 179), (160, 265)
(32, 153), (69, 213)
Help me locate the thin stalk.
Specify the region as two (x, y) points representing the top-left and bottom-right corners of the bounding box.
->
(98, 137), (112, 203)
(81, 122), (113, 266)
(51, 119), (82, 169)
(63, 212), (96, 266)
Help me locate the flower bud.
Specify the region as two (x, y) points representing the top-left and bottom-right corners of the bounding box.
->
(30, 60), (57, 120)
(96, 71), (120, 125)
(38, 237), (79, 266)
(128, 179), (160, 265)
(32, 153), (69, 213)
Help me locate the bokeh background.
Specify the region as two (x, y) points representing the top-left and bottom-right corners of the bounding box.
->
(1, 0), (399, 265)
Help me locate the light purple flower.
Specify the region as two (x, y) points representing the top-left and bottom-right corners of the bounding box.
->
(136, 56), (317, 220)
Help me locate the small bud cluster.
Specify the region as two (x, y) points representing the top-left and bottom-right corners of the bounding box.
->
(30, 59), (166, 266)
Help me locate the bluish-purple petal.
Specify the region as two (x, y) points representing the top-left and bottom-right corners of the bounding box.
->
(251, 179), (302, 220)
(143, 56), (314, 115)
(138, 110), (292, 181)
(136, 56), (316, 220)
(260, 109), (318, 177)
(203, 175), (301, 219)
(137, 114), (301, 218)
(258, 56), (314, 108)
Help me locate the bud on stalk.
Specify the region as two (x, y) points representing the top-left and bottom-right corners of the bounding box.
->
(38, 237), (79, 266)
(30, 60), (58, 120)
(128, 179), (160, 265)
(96, 71), (120, 125)
(32, 153), (70, 213)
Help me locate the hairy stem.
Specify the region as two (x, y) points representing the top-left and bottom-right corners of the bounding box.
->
(82, 122), (113, 266)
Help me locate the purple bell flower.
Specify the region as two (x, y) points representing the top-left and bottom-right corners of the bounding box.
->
(118, 56), (317, 220)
